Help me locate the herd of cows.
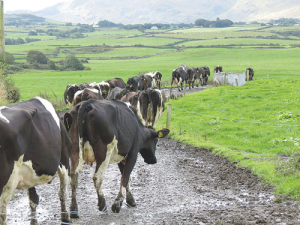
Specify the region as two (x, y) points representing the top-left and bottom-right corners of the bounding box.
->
(0, 65), (254, 224)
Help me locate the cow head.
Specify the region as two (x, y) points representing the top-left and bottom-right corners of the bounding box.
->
(140, 128), (169, 164)
(99, 81), (110, 99)
(64, 84), (80, 105)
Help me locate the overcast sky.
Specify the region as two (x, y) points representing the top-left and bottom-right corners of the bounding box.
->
(3, 0), (69, 12)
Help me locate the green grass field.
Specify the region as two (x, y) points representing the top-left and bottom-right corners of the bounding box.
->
(4, 23), (300, 198)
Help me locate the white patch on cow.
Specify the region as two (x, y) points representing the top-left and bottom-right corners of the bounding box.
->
(136, 100), (146, 126)
(82, 141), (95, 163)
(87, 88), (101, 95)
(73, 90), (83, 99)
(93, 136), (126, 194)
(152, 90), (164, 128)
(35, 97), (60, 129)
(177, 77), (183, 86)
(0, 155), (56, 211)
(77, 137), (84, 173)
(0, 106), (9, 123)
(99, 81), (109, 87)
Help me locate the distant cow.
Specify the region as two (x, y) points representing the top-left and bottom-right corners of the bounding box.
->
(246, 68), (254, 81)
(72, 88), (103, 107)
(138, 89), (165, 128)
(203, 66), (211, 85)
(127, 76), (143, 92)
(187, 67), (196, 89)
(106, 78), (127, 89)
(107, 87), (130, 100)
(144, 71), (163, 89)
(64, 82), (92, 107)
(0, 97), (71, 224)
(98, 81), (111, 99)
(120, 92), (139, 108)
(64, 84), (81, 106)
(141, 75), (152, 90)
(214, 65), (223, 73)
(195, 67), (205, 87)
(171, 66), (188, 91)
(63, 99), (169, 216)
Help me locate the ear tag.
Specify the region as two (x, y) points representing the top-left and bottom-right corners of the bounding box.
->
(158, 132), (164, 138)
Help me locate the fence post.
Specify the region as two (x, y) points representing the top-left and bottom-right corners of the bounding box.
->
(166, 104), (172, 129)
(247, 69), (249, 81)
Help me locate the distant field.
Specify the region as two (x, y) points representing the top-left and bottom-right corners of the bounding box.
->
(4, 23), (300, 198)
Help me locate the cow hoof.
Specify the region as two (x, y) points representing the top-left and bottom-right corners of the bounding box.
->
(126, 198), (136, 207)
(70, 206), (79, 218)
(61, 217), (71, 225)
(112, 200), (123, 213)
(30, 219), (38, 225)
(98, 198), (107, 212)
(70, 211), (79, 218)
(61, 213), (71, 223)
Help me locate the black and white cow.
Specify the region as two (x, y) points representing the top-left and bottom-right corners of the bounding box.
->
(127, 76), (143, 92)
(64, 84), (81, 106)
(138, 89), (165, 128)
(107, 87), (130, 100)
(64, 82), (92, 107)
(246, 68), (254, 81)
(145, 71), (163, 89)
(194, 67), (205, 87)
(98, 81), (111, 99)
(187, 67), (196, 89)
(0, 97), (71, 224)
(63, 99), (169, 217)
(72, 88), (103, 107)
(203, 66), (210, 85)
(171, 65), (188, 91)
(106, 78), (127, 89)
(214, 65), (223, 73)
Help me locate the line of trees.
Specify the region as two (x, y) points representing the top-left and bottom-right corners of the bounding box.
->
(195, 17), (233, 28)
(97, 17), (233, 30)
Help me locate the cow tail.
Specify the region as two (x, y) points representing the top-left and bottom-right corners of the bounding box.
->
(77, 101), (93, 141)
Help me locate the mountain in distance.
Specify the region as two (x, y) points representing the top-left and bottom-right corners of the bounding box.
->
(6, 0), (300, 24)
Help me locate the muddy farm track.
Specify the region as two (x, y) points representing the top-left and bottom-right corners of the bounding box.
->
(6, 86), (300, 225)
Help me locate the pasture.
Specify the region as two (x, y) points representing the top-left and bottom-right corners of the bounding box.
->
(4, 22), (300, 198)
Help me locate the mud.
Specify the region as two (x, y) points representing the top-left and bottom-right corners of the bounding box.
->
(6, 137), (300, 225)
(6, 85), (300, 224)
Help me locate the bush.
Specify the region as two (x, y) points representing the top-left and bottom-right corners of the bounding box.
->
(48, 60), (56, 70)
(26, 50), (48, 64)
(0, 52), (15, 64)
(0, 74), (20, 103)
(64, 55), (84, 70)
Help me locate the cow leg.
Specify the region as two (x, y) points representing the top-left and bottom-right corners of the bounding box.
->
(28, 187), (39, 225)
(70, 171), (79, 218)
(117, 162), (136, 207)
(112, 153), (137, 213)
(93, 141), (115, 212)
(57, 165), (71, 223)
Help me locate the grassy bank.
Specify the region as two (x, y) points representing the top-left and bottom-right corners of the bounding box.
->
(157, 78), (300, 197)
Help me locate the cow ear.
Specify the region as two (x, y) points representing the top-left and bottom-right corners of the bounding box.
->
(63, 113), (73, 131)
(155, 128), (170, 138)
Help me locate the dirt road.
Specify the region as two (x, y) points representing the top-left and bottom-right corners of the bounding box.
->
(7, 137), (300, 225)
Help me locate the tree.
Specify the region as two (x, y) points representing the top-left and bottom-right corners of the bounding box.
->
(26, 50), (48, 64)
(28, 31), (38, 36)
(195, 19), (206, 27)
(64, 55), (84, 70)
